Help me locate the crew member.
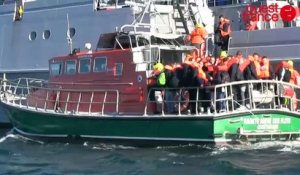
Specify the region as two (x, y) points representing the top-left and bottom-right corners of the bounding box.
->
(148, 62), (166, 114)
(15, 4), (24, 21)
(188, 23), (208, 58)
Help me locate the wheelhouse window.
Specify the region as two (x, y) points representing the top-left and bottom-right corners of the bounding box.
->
(115, 63), (123, 76)
(94, 57), (107, 72)
(50, 62), (63, 76)
(65, 60), (76, 75)
(79, 58), (91, 73)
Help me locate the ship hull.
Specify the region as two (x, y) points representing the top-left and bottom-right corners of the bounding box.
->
(3, 100), (300, 145)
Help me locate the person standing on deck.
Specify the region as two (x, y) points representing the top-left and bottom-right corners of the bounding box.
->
(259, 56), (274, 80)
(227, 51), (244, 110)
(164, 64), (179, 114)
(148, 62), (166, 114)
(187, 23), (208, 58)
(216, 15), (231, 52)
(214, 51), (230, 112)
(275, 60), (293, 109)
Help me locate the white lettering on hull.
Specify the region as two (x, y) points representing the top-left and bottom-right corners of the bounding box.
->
(242, 117), (291, 130)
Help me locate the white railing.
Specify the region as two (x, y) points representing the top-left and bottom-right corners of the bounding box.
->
(1, 78), (300, 117)
(0, 78), (120, 116)
(145, 79), (300, 116)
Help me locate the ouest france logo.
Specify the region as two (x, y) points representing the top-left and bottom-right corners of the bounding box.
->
(242, 4), (298, 22)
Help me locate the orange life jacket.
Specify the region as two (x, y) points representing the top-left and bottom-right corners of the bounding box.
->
(259, 59), (270, 79)
(198, 68), (208, 82)
(246, 20), (258, 31)
(253, 60), (261, 77)
(227, 57), (239, 69)
(290, 69), (300, 85)
(206, 64), (215, 72)
(190, 27), (208, 44)
(217, 64), (228, 72)
(220, 19), (231, 37)
(239, 59), (250, 73)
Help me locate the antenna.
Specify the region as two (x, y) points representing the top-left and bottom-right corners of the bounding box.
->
(66, 14), (73, 54)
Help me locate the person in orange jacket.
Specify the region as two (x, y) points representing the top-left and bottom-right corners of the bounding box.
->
(245, 20), (258, 31)
(286, 60), (299, 110)
(259, 56), (274, 80)
(188, 23), (208, 58)
(196, 61), (213, 113)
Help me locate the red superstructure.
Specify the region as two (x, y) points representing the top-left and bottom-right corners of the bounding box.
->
(27, 48), (148, 115)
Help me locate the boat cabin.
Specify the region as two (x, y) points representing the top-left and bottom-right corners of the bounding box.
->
(26, 31), (193, 115)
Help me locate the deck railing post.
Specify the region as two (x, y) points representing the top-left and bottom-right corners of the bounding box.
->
(102, 91), (108, 116)
(196, 87), (199, 115)
(161, 89), (165, 116)
(65, 91), (70, 114)
(88, 91), (94, 114)
(76, 92), (82, 114)
(116, 90), (119, 113)
(54, 88), (61, 111)
(178, 88), (182, 116)
(44, 90), (49, 111)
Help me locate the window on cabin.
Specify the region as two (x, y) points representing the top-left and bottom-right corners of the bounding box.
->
(115, 63), (123, 76)
(94, 57), (107, 72)
(65, 60), (76, 75)
(50, 62), (63, 76)
(79, 58), (91, 73)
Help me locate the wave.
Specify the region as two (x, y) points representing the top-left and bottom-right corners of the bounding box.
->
(210, 141), (300, 155)
(0, 130), (44, 144)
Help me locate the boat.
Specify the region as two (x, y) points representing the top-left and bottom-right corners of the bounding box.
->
(1, 0), (300, 136)
(0, 0), (203, 124)
(1, 6), (300, 145)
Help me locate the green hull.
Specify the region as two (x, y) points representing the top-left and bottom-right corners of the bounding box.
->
(3, 101), (300, 144)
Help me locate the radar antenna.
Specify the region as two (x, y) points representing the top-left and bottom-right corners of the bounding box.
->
(66, 14), (73, 54)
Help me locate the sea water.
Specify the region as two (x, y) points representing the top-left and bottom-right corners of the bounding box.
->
(0, 129), (300, 175)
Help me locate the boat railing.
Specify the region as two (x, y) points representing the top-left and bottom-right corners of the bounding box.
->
(145, 79), (300, 116)
(0, 78), (120, 116)
(120, 23), (175, 35)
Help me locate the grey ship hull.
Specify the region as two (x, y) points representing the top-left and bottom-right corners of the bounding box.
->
(0, 0), (136, 124)
(0, 0), (135, 73)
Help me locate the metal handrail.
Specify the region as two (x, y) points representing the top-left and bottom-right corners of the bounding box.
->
(0, 78), (120, 115)
(145, 79), (300, 116)
(2, 78), (300, 117)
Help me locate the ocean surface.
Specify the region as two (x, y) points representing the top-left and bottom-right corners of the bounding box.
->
(0, 129), (300, 175)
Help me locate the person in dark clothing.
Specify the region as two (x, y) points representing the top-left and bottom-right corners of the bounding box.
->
(164, 65), (179, 114)
(215, 70), (230, 112)
(214, 55), (231, 112)
(216, 15), (231, 51)
(276, 64), (292, 108)
(228, 52), (244, 110)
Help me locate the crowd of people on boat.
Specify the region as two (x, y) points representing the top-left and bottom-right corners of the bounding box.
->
(147, 15), (300, 114)
(149, 49), (300, 114)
